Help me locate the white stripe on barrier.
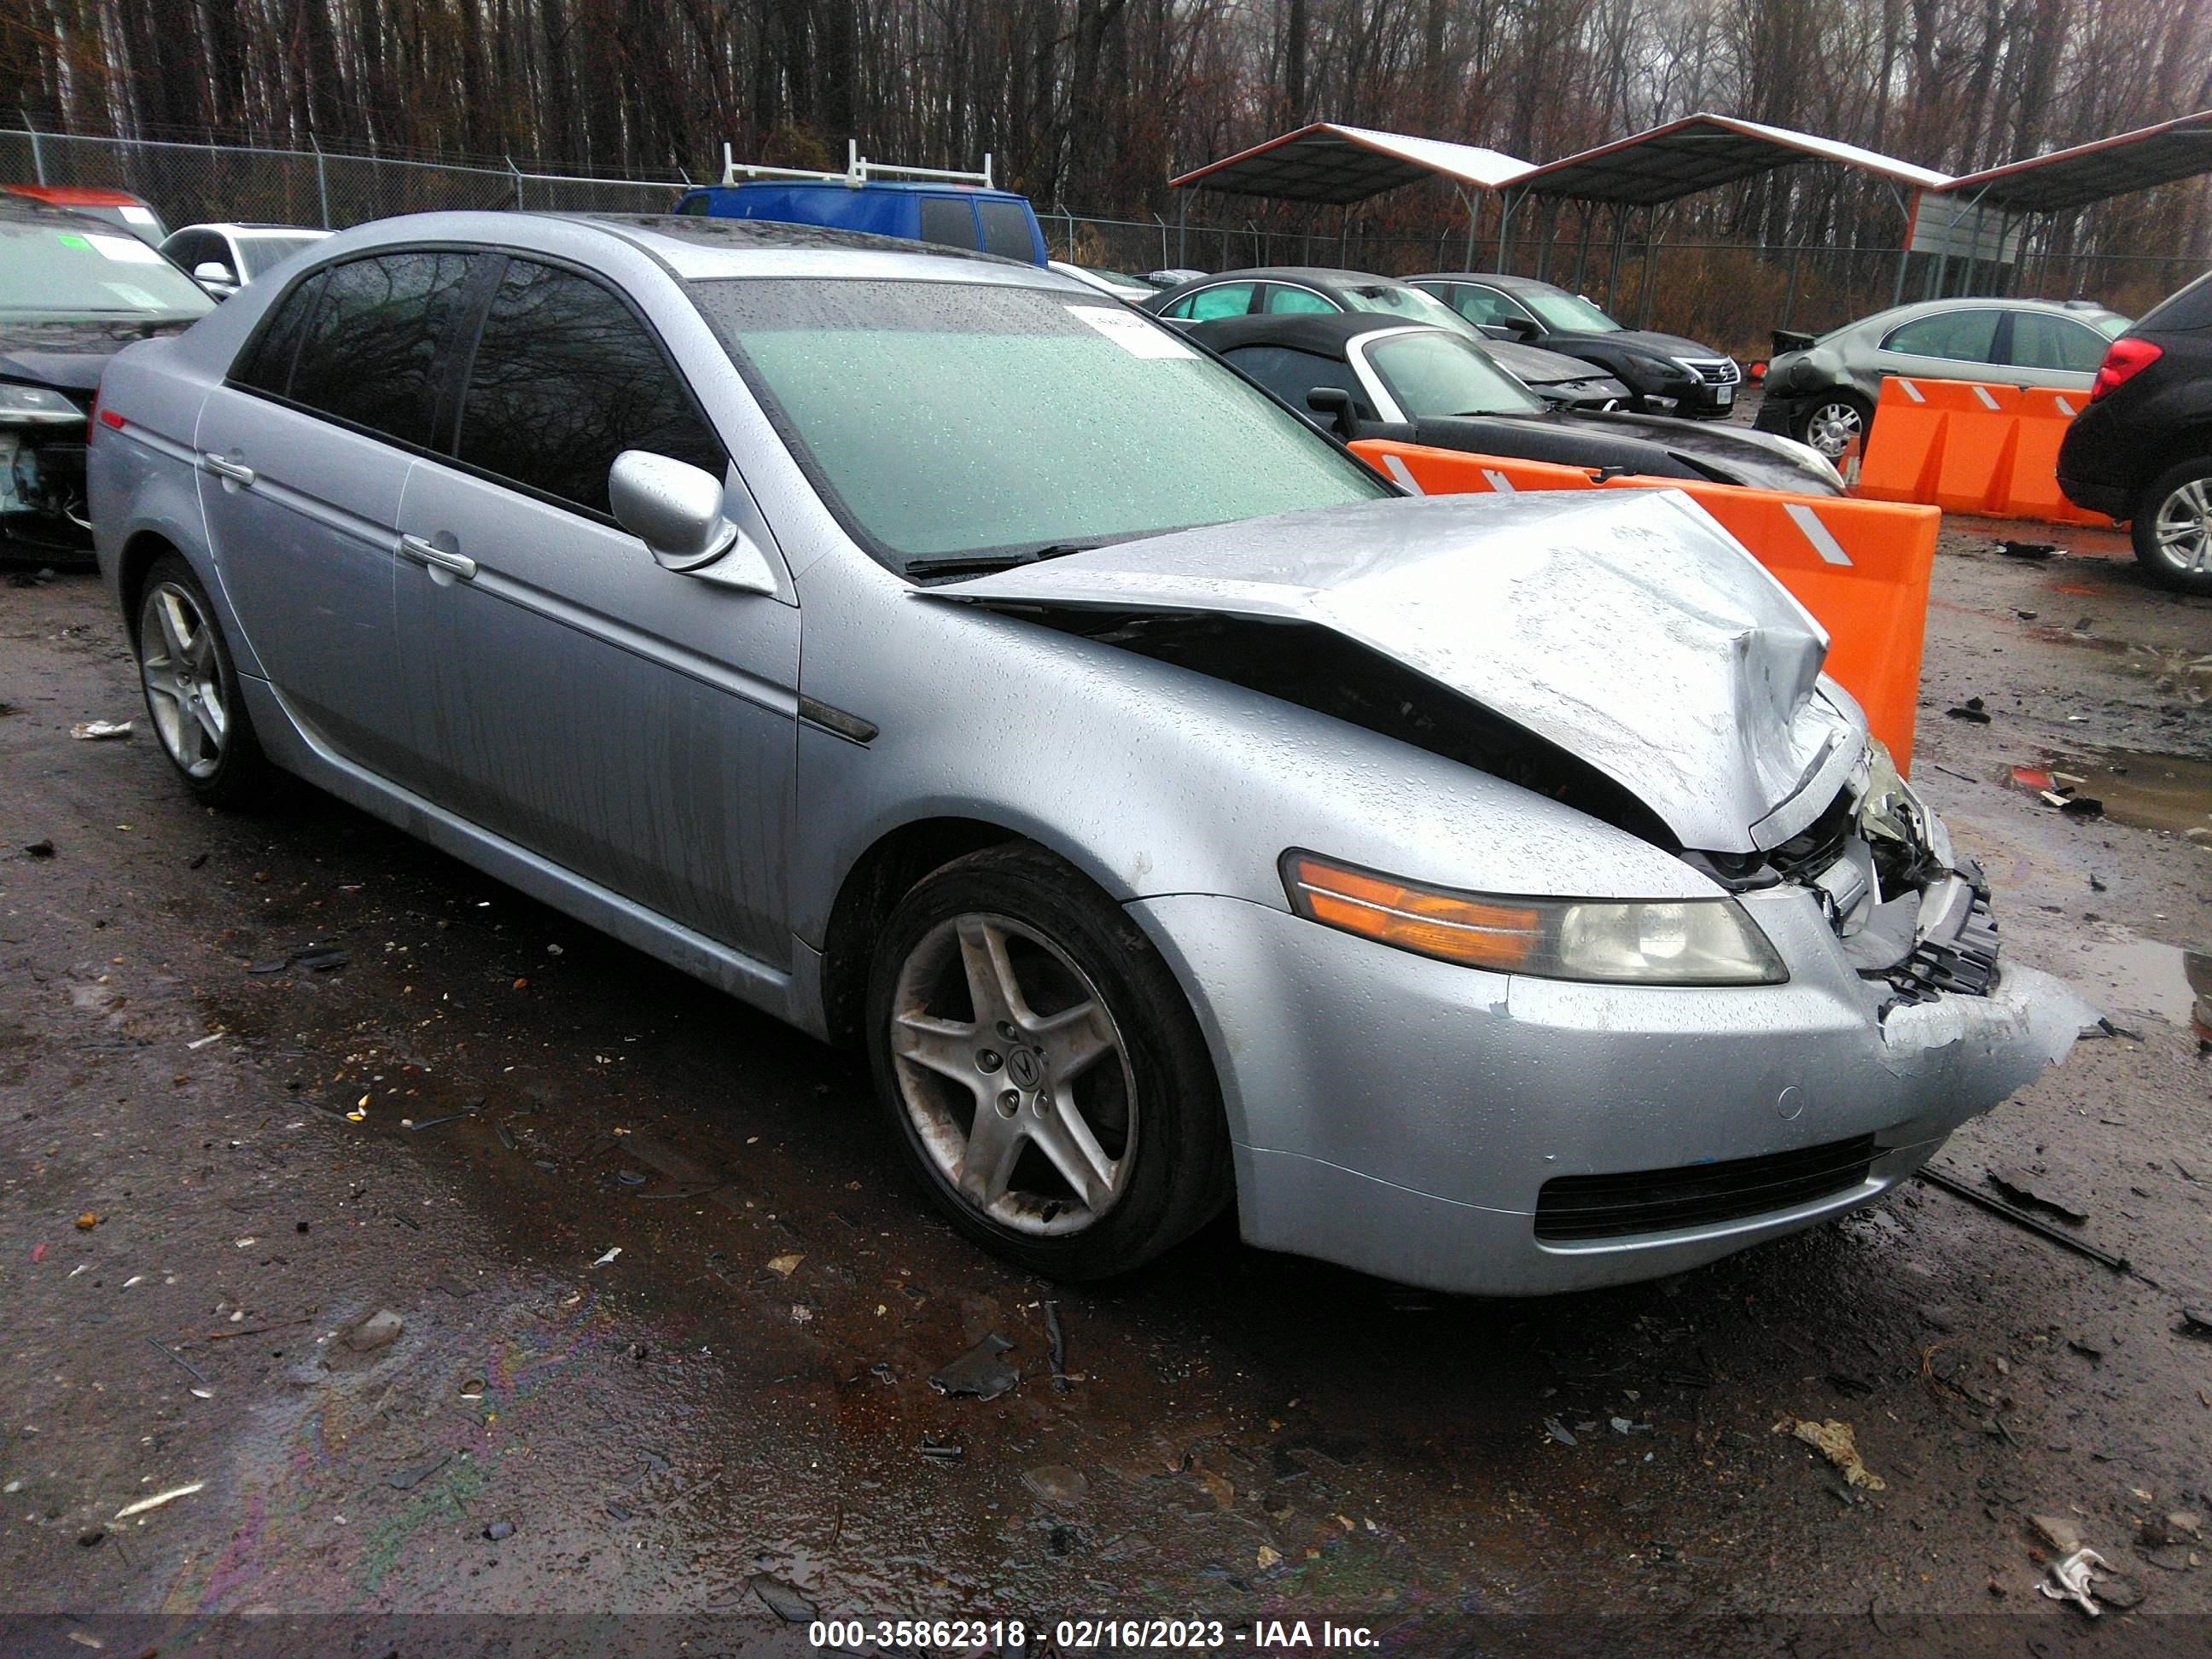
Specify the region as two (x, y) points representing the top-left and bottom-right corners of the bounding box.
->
(2054, 395), (2076, 417)
(1380, 454), (1423, 494)
(1971, 384), (2000, 410)
(1896, 379), (1924, 403)
(1784, 502), (1854, 567)
(1481, 469), (1515, 492)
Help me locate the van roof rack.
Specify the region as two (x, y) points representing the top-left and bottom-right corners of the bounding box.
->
(720, 138), (994, 191)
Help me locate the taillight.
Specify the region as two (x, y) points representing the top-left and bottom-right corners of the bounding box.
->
(2088, 336), (2162, 403)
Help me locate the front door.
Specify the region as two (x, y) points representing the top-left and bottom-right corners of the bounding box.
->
(393, 256), (800, 965)
(194, 250), (480, 783)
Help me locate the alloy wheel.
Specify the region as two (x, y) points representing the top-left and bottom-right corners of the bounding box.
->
(1802, 400), (1864, 459)
(138, 580), (228, 779)
(2150, 476), (2212, 577)
(888, 911), (1137, 1237)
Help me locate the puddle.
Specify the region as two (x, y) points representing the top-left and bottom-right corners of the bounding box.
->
(2059, 933), (2212, 1029)
(2034, 748), (2212, 835)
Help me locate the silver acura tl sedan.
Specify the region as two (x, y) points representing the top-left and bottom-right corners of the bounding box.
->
(88, 212), (2087, 1295)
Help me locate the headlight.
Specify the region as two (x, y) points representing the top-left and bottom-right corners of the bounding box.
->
(1282, 852), (1788, 985)
(0, 383), (83, 425)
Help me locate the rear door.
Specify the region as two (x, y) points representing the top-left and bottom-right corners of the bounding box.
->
(1871, 307), (2005, 386)
(194, 249), (480, 783)
(392, 255), (800, 963)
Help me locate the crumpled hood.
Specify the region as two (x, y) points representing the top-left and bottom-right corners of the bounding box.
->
(927, 491), (1861, 853)
(0, 317), (196, 396)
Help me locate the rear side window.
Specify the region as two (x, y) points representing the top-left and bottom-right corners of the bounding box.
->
(2008, 311), (2110, 373)
(918, 197), (976, 250)
(977, 200), (1034, 261)
(234, 271), (325, 394)
(288, 252), (477, 445)
(1879, 309), (2000, 364)
(1172, 283), (1256, 322)
(1262, 286), (1336, 315)
(456, 259), (725, 518)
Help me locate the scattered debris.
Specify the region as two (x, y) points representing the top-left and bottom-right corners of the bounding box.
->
(1543, 1417), (1578, 1447)
(929, 1333), (1018, 1400)
(765, 1253), (802, 1278)
(753, 1578), (818, 1623)
(22, 839), (55, 859)
(342, 1308), (404, 1352)
(75, 1211), (98, 1231)
(114, 1481), (204, 1520)
(2031, 1514), (2083, 1554)
(387, 1452), (452, 1491)
(484, 1519), (515, 1542)
(590, 1247), (621, 1268)
(2176, 1308), (2212, 1341)
(1995, 539), (2059, 560)
(144, 1338), (208, 1386)
(1774, 1416), (1886, 1490)
(1985, 1166), (2090, 1224)
(70, 719), (133, 741)
(1256, 1544), (1284, 1569)
(2008, 764), (2055, 794)
(293, 946), (351, 973)
(1022, 1464), (1089, 1506)
(1044, 1299), (1071, 1392)
(2039, 1545), (2111, 1617)
(919, 1439), (963, 1463)
(1610, 1416), (1651, 1435)
(1918, 1167), (2129, 1273)
(1945, 700), (1992, 724)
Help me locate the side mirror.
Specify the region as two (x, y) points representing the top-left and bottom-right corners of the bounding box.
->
(1499, 315), (1540, 341)
(608, 451), (776, 593)
(191, 260), (238, 297)
(1306, 386), (1359, 441)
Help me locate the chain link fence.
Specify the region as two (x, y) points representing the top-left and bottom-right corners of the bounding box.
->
(3, 126), (688, 233)
(13, 127), (2202, 355)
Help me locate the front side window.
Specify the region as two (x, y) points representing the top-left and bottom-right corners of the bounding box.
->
(1225, 346), (1373, 419)
(918, 197), (976, 250)
(1880, 308), (2000, 364)
(1516, 286), (1623, 334)
(688, 277), (1388, 568)
(1363, 330), (1545, 418)
(456, 259), (725, 517)
(977, 200), (1035, 261)
(1447, 284), (1527, 328)
(2007, 311), (2113, 373)
(288, 251), (476, 446)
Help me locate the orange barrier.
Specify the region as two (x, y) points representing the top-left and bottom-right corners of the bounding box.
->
(1352, 438), (1938, 772)
(1854, 375), (2109, 526)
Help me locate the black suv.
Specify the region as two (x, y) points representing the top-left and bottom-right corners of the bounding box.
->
(2058, 270), (2212, 591)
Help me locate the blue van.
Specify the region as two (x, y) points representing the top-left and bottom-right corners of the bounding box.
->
(673, 144), (1049, 266)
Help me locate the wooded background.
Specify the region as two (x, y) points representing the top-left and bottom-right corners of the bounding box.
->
(5, 0), (2209, 266)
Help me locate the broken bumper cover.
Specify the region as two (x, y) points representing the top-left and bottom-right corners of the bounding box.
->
(1130, 888), (2091, 1296)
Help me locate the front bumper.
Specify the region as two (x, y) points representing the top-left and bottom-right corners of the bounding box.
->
(1132, 884), (2087, 1295)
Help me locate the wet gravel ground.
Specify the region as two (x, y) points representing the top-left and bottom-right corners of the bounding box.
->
(2, 527), (2209, 1656)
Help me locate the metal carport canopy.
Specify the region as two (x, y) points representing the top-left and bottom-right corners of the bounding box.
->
(1941, 109), (2212, 214)
(1167, 123), (1534, 205)
(1512, 113), (1953, 203)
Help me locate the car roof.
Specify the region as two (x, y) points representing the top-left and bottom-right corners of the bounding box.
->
(1185, 311), (1423, 357)
(0, 193), (131, 231)
(3, 183), (153, 209)
(1402, 271), (1559, 291)
(177, 223), (332, 238)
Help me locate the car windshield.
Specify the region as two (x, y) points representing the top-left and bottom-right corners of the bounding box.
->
(0, 218), (214, 321)
(1365, 330), (1546, 417)
(1518, 287), (1623, 334)
(688, 276), (1389, 570)
(1340, 282), (1476, 332)
(236, 235), (323, 279)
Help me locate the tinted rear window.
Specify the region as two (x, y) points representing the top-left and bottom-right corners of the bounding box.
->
(288, 252), (476, 445)
(234, 271), (324, 394)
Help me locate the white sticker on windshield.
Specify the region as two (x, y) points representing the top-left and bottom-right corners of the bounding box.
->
(1067, 305), (1195, 359)
(102, 282), (165, 310)
(89, 232), (164, 265)
(118, 205), (158, 225)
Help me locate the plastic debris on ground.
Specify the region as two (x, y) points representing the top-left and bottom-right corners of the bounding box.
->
(2039, 1545), (2112, 1615)
(1985, 1165), (2090, 1224)
(342, 1308), (403, 1352)
(1022, 1464), (1089, 1506)
(753, 1578), (818, 1622)
(1773, 1415), (1886, 1490)
(1945, 698), (1992, 724)
(929, 1333), (1018, 1400)
(70, 720), (133, 741)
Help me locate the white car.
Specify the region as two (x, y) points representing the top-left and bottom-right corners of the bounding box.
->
(160, 223), (331, 299)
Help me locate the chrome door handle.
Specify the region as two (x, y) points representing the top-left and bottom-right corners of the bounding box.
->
(201, 452), (256, 486)
(398, 533), (478, 580)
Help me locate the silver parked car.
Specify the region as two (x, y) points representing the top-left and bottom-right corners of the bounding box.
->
(159, 223), (332, 300)
(1758, 296), (2131, 459)
(90, 212), (2085, 1295)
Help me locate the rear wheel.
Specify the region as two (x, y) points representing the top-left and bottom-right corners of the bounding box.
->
(1794, 391), (1870, 461)
(134, 552), (271, 806)
(2131, 458), (2212, 593)
(864, 843), (1230, 1280)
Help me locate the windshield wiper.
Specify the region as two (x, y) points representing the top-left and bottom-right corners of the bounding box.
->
(905, 543), (1097, 579)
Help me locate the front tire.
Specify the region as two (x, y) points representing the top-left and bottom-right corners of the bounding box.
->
(1794, 391), (1871, 461)
(2130, 458), (2212, 593)
(864, 843), (1231, 1280)
(134, 552), (271, 807)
